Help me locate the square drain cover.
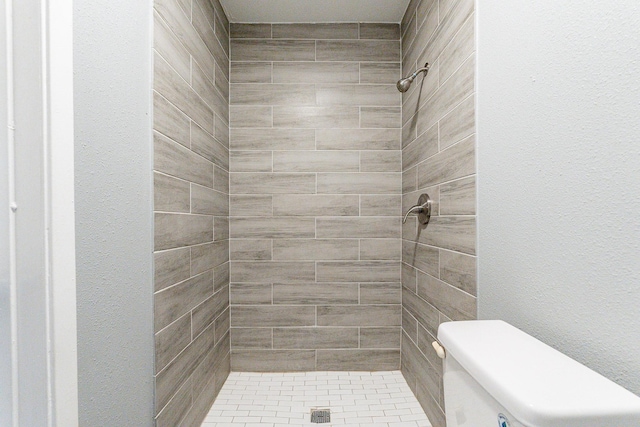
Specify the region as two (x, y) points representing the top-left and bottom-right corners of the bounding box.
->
(310, 409), (330, 423)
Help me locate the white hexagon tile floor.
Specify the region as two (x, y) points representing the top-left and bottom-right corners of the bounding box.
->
(201, 371), (431, 427)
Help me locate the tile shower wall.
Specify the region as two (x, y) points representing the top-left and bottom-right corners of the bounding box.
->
(152, 0), (230, 425)
(400, 0), (476, 426)
(229, 23), (403, 371)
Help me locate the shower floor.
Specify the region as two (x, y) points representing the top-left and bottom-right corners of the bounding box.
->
(201, 371), (431, 427)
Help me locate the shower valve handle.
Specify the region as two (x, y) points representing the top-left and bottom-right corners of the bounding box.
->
(402, 193), (432, 225)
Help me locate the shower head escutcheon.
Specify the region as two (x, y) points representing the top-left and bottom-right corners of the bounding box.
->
(396, 63), (430, 92)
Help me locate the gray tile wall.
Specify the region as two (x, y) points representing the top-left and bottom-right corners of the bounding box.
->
(401, 0), (476, 427)
(400, 0), (476, 426)
(153, 0), (230, 425)
(229, 23), (403, 371)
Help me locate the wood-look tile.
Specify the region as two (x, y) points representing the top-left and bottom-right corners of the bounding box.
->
(360, 195), (402, 216)
(231, 350), (315, 372)
(154, 213), (213, 251)
(359, 23), (400, 40)
(417, 271), (476, 321)
(360, 150), (401, 172)
(231, 83), (316, 106)
(402, 262), (418, 292)
(316, 40), (400, 62)
(317, 349), (399, 370)
(360, 63), (401, 84)
(403, 124), (438, 171)
(402, 12), (417, 60)
(273, 106), (360, 128)
(316, 261), (401, 282)
(402, 287), (439, 336)
(439, 12), (474, 84)
(273, 327), (359, 349)
(155, 247), (191, 292)
(214, 216), (229, 241)
(229, 195), (273, 216)
(156, 380), (192, 427)
(360, 327), (401, 349)
(316, 129), (401, 150)
(192, 287), (229, 337)
(155, 0), (215, 81)
(230, 328), (272, 349)
(272, 195), (359, 216)
(417, 135), (475, 188)
(153, 91), (190, 149)
(191, 122), (229, 169)
(191, 59), (228, 123)
(401, 0), (419, 37)
(273, 62), (359, 84)
(214, 165), (229, 194)
(401, 332), (440, 400)
(230, 172), (316, 194)
(317, 173), (400, 194)
(154, 52), (213, 133)
(154, 172), (190, 213)
(155, 312), (191, 373)
(229, 150), (272, 172)
(417, 323), (443, 377)
(360, 107), (402, 128)
(230, 217), (315, 239)
(214, 262), (230, 292)
(231, 128), (315, 150)
(191, 5), (229, 82)
(230, 62), (272, 83)
(272, 239), (359, 260)
(439, 250), (476, 296)
(402, 240), (439, 277)
(229, 105), (272, 128)
(154, 11), (191, 83)
(231, 39), (316, 61)
(191, 184), (228, 216)
(416, 54), (475, 134)
(403, 166), (418, 193)
(402, 60), (439, 127)
(154, 270), (213, 332)
(440, 176), (475, 215)
(316, 84), (400, 106)
(230, 283), (272, 305)
(360, 238), (402, 260)
(191, 241), (229, 275)
(417, 0), (474, 73)
(231, 305), (315, 327)
(273, 151), (359, 172)
(360, 282), (402, 304)
(273, 23), (358, 39)
(230, 239), (272, 261)
(316, 217), (400, 238)
(214, 307), (230, 344)
(230, 261), (315, 283)
(154, 131), (213, 188)
(215, 114), (230, 148)
(273, 282), (359, 305)
(439, 95), (475, 150)
(214, 11), (230, 59)
(317, 305), (401, 327)
(230, 23), (271, 39)
(416, 0), (437, 30)
(402, 307), (418, 343)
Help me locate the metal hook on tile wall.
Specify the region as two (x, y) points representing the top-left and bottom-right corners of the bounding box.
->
(402, 193), (432, 225)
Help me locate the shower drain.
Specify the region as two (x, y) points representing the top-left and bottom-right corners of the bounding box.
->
(310, 408), (331, 423)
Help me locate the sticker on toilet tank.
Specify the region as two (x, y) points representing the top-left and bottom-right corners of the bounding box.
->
(498, 414), (510, 427)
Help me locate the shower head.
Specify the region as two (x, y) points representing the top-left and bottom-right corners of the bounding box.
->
(396, 63), (430, 93)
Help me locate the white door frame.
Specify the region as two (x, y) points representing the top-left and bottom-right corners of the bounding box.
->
(1, 0), (78, 425)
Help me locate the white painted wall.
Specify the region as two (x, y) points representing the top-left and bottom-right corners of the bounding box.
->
(74, 0), (154, 425)
(477, 1), (640, 395)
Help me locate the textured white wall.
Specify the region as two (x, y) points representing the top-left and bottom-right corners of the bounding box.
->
(477, 1), (640, 395)
(74, 0), (154, 424)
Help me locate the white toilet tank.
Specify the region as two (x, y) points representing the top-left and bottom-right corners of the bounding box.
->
(438, 320), (640, 427)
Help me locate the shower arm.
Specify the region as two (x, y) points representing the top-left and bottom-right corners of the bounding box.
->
(408, 63), (430, 81)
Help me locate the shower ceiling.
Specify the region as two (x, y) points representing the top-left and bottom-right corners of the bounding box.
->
(219, 0), (411, 23)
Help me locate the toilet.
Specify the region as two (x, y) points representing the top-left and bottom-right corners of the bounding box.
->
(437, 320), (640, 426)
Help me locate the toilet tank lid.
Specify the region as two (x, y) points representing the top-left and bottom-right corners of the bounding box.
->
(438, 320), (640, 427)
